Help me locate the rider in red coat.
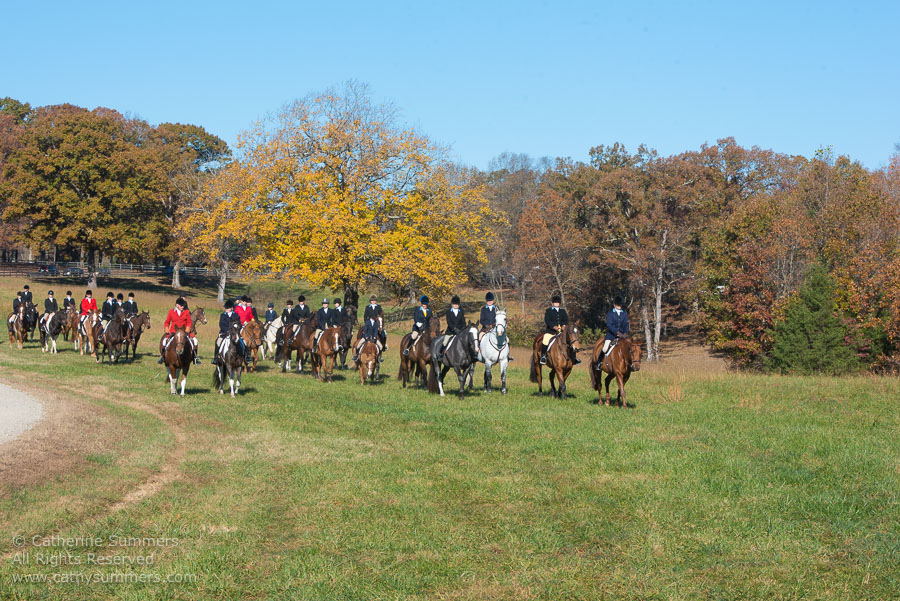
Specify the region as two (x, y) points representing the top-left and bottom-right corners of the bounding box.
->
(234, 296), (253, 324)
(80, 290), (98, 315)
(159, 298), (200, 364)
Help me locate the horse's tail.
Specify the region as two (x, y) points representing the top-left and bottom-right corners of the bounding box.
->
(212, 363), (221, 388)
(427, 359), (439, 393)
(529, 353), (538, 383)
(589, 355), (598, 390)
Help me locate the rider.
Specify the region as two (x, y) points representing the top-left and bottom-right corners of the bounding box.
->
(116, 293), (125, 310)
(364, 294), (387, 350)
(281, 299), (298, 325)
(40, 290), (58, 329)
(479, 292), (496, 343)
(333, 298), (345, 325)
(445, 295), (465, 336)
(295, 295), (311, 322)
(63, 290), (76, 311)
(540, 294), (580, 365)
(100, 291), (116, 332)
(22, 285), (33, 304)
(352, 312), (383, 363)
(602, 296), (630, 355)
(246, 296), (259, 321)
(402, 295), (431, 356)
(235, 295), (253, 325)
(9, 291), (23, 329)
(123, 292), (138, 316)
(313, 298), (339, 351)
(264, 302), (278, 324)
(79, 289), (98, 330)
(159, 297), (200, 365)
(212, 299), (244, 364)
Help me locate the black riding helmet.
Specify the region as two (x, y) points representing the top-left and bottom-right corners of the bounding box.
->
(485, 292), (494, 301)
(614, 295), (624, 307)
(298, 295), (306, 303)
(334, 298), (342, 305)
(451, 295), (461, 305)
(224, 300), (235, 310)
(175, 297), (187, 309)
(551, 294), (562, 304)
(116, 293), (124, 300)
(420, 295), (430, 305)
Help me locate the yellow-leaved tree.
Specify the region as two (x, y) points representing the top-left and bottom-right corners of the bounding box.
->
(184, 82), (498, 307)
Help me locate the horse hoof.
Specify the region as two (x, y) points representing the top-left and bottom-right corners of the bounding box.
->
(219, 390), (224, 395)
(501, 389), (507, 395)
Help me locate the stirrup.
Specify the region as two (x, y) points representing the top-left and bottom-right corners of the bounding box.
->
(402, 348), (410, 356)
(157, 356), (165, 364)
(539, 354), (548, 365)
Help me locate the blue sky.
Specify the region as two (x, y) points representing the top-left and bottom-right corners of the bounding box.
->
(3, 1), (898, 169)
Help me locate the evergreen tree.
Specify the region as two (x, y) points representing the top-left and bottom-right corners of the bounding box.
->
(767, 264), (859, 374)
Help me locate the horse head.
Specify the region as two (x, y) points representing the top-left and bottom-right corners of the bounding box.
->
(569, 323), (581, 354)
(466, 322), (480, 359)
(140, 311), (151, 332)
(194, 308), (207, 325)
(629, 338), (642, 371)
(229, 320), (242, 343)
(173, 329), (187, 356)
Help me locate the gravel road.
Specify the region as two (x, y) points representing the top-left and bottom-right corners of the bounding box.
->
(0, 381), (44, 445)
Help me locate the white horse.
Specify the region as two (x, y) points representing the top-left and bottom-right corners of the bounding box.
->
(478, 310), (510, 394)
(262, 316), (282, 360)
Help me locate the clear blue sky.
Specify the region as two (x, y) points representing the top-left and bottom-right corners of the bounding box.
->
(3, 1), (898, 169)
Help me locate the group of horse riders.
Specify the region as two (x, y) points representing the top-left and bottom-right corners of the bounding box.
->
(8, 286), (142, 337)
(538, 294), (629, 368)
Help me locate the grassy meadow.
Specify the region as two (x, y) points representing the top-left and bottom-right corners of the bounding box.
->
(0, 276), (897, 600)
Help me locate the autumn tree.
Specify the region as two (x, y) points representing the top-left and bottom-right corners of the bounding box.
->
(147, 123), (230, 288)
(188, 82), (497, 306)
(0, 104), (168, 287)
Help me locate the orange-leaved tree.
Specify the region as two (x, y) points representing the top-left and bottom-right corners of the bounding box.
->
(185, 82), (498, 307)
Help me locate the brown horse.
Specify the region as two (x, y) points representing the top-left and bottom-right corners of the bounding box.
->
(122, 311), (151, 360)
(356, 340), (380, 384)
(79, 310), (101, 358)
(398, 315), (441, 389)
(98, 307), (127, 364)
(190, 307), (207, 335)
(7, 305), (26, 349)
(62, 306), (77, 341)
(312, 325), (342, 382)
(530, 324), (581, 398)
(163, 328), (193, 396)
(590, 337), (642, 407)
(241, 319), (263, 372)
(281, 315), (317, 373)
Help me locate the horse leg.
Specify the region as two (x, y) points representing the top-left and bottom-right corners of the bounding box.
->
(558, 368), (566, 399)
(500, 357), (508, 394)
(548, 369), (557, 397)
(169, 367), (177, 395)
(484, 360), (492, 392)
(456, 367), (466, 398)
(617, 373), (626, 408)
(604, 374), (614, 406)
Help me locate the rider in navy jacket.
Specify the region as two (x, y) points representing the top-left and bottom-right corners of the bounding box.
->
(402, 296), (432, 356)
(602, 296), (629, 353)
(480, 292), (497, 331)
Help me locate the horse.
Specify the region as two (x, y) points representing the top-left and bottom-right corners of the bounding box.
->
(337, 307), (356, 369)
(162, 328), (193, 397)
(213, 320), (245, 397)
(311, 325), (343, 382)
(23, 301), (38, 341)
(241, 319), (264, 372)
(78, 310), (101, 358)
(590, 336), (642, 407)
(398, 315), (441, 389)
(427, 323), (480, 398)
(98, 307), (127, 364)
(190, 307), (207, 335)
(122, 311), (151, 360)
(39, 311), (64, 354)
(7, 305), (26, 350)
(62, 306), (77, 341)
(279, 315), (317, 373)
(530, 324), (581, 398)
(478, 310), (510, 394)
(261, 317), (282, 360)
(355, 339), (380, 384)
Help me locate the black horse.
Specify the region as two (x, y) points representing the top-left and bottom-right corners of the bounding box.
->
(427, 322), (480, 398)
(214, 320), (245, 397)
(337, 306), (356, 369)
(23, 301), (39, 341)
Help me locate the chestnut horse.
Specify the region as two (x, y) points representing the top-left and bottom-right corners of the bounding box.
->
(312, 325), (342, 382)
(62, 306), (77, 341)
(241, 319), (263, 372)
(398, 315), (441, 389)
(530, 324), (580, 398)
(280, 315), (317, 373)
(7, 304), (26, 349)
(355, 340), (380, 384)
(163, 328), (193, 396)
(590, 337), (642, 407)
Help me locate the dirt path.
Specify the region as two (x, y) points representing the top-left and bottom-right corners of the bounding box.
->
(0, 381), (43, 446)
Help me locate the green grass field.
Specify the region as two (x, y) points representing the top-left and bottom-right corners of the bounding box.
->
(0, 276), (897, 600)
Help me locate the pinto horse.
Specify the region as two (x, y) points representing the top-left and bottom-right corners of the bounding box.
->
(39, 311), (65, 353)
(590, 337), (642, 407)
(214, 321), (245, 397)
(79, 310), (101, 357)
(241, 319), (263, 372)
(530, 324), (581, 398)
(312, 325), (342, 382)
(7, 305), (26, 349)
(398, 315), (441, 389)
(122, 311), (151, 360)
(163, 328), (193, 396)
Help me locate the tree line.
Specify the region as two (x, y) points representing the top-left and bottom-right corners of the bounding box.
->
(2, 87), (898, 371)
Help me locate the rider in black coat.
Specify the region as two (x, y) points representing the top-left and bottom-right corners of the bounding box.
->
(212, 300), (244, 364)
(539, 294), (579, 365)
(22, 285), (33, 304)
(295, 296), (311, 321)
(364, 294), (387, 349)
(444, 295), (466, 336)
(123, 293), (138, 316)
(63, 291), (76, 311)
(402, 296), (431, 356)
